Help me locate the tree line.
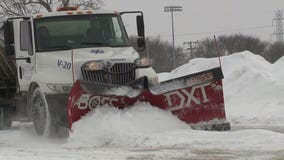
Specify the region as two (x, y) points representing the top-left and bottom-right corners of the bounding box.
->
(0, 0), (103, 18)
(132, 34), (284, 72)
(191, 34), (284, 63)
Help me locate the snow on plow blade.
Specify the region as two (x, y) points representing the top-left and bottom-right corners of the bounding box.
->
(67, 67), (230, 131)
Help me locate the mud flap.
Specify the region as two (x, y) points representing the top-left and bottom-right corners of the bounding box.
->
(0, 102), (13, 130)
(67, 67), (230, 131)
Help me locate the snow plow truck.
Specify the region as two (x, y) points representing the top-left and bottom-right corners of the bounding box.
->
(0, 8), (230, 137)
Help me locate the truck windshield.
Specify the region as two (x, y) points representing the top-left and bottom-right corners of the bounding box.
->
(34, 14), (130, 52)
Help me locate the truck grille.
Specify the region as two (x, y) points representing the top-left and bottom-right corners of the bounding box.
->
(81, 63), (136, 85)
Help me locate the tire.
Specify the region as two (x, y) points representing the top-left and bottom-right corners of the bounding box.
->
(0, 106), (12, 130)
(32, 87), (51, 136)
(31, 87), (69, 137)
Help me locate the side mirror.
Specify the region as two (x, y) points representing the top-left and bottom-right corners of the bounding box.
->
(120, 11), (146, 51)
(137, 15), (145, 51)
(136, 15), (144, 37)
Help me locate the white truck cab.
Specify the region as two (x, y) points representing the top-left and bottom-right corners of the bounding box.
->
(13, 10), (157, 93)
(1, 8), (158, 136)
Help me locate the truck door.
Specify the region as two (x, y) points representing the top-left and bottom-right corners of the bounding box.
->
(14, 19), (35, 91)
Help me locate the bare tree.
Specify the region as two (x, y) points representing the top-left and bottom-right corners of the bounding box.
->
(66, 0), (104, 10)
(218, 34), (267, 56)
(264, 41), (284, 63)
(0, 0), (30, 17)
(191, 38), (217, 59)
(191, 34), (269, 59)
(0, 0), (53, 17)
(0, 0), (104, 18)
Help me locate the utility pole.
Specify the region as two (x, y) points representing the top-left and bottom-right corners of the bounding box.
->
(272, 10), (284, 42)
(183, 41), (198, 59)
(183, 41), (198, 53)
(164, 6), (183, 69)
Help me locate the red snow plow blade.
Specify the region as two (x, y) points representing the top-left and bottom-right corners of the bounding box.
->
(67, 67), (230, 131)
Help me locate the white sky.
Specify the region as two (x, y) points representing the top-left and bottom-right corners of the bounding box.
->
(104, 0), (284, 46)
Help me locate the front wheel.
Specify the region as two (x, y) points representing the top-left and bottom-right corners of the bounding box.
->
(31, 87), (69, 137)
(32, 87), (51, 136)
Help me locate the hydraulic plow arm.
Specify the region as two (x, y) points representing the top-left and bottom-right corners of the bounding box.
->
(67, 67), (230, 131)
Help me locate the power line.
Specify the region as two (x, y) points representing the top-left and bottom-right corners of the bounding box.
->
(160, 25), (272, 37)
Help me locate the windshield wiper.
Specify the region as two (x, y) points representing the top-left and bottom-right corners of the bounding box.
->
(47, 45), (73, 50)
(80, 42), (110, 46)
(81, 42), (131, 47)
(110, 44), (130, 47)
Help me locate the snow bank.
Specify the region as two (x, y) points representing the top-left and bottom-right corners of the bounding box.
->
(2, 123), (284, 160)
(222, 52), (284, 125)
(64, 51), (284, 150)
(68, 103), (189, 147)
(66, 104), (284, 151)
(159, 51), (284, 126)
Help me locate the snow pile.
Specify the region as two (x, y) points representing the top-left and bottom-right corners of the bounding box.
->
(67, 103), (189, 147)
(222, 52), (284, 125)
(66, 103), (284, 150)
(2, 123), (284, 160)
(159, 51), (284, 126)
(64, 51), (284, 150)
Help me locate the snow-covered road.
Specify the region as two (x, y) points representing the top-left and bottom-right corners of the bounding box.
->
(1, 122), (284, 160)
(1, 51), (284, 160)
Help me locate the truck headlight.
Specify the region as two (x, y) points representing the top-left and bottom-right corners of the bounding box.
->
(85, 61), (104, 71)
(135, 58), (152, 68)
(47, 84), (72, 93)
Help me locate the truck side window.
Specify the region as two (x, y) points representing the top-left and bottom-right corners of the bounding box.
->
(20, 21), (33, 55)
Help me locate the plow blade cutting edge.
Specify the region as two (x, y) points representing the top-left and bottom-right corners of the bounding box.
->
(67, 67), (230, 131)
